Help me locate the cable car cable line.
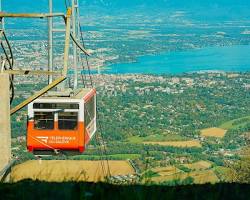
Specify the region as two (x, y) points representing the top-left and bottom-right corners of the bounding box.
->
(78, 21), (112, 179)
(78, 32), (111, 181)
(0, 30), (15, 104)
(85, 105), (111, 179)
(63, 0), (111, 179)
(80, 3), (110, 177)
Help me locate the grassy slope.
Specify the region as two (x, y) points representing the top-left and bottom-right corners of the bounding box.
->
(220, 116), (250, 129)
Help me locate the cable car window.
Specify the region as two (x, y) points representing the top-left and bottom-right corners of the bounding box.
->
(85, 96), (95, 126)
(34, 112), (54, 130)
(58, 112), (78, 130)
(33, 103), (79, 109)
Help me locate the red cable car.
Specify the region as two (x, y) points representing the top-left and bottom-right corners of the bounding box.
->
(27, 88), (96, 154)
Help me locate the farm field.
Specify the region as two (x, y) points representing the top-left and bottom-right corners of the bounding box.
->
(201, 128), (227, 138)
(151, 168), (219, 184)
(152, 166), (181, 176)
(190, 170), (219, 184)
(10, 160), (135, 183)
(149, 160), (223, 184)
(213, 166), (232, 182)
(183, 161), (212, 170)
(143, 140), (202, 148)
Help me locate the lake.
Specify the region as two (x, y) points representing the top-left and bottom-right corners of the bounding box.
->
(100, 45), (250, 74)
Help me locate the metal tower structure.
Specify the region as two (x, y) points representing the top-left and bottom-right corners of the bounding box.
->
(48, 0), (84, 90)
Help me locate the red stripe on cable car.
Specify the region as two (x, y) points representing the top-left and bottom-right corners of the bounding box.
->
(84, 88), (96, 102)
(27, 121), (89, 153)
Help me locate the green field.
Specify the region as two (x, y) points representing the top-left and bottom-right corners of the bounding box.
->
(73, 154), (141, 160)
(220, 116), (250, 129)
(127, 134), (187, 143)
(213, 166), (232, 182)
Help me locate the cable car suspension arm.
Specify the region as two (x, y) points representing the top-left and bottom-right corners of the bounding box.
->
(10, 76), (66, 115)
(0, 12), (65, 19)
(4, 8), (72, 115)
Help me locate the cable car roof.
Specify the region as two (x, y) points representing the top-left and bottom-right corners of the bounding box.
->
(34, 88), (96, 101)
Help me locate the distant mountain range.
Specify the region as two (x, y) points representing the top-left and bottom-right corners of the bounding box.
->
(4, 0), (250, 10)
(2, 0), (250, 21)
(80, 0), (250, 10)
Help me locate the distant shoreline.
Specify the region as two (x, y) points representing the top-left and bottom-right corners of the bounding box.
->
(93, 45), (250, 75)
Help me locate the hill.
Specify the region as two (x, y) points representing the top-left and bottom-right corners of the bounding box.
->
(0, 181), (249, 200)
(3, 0), (250, 21)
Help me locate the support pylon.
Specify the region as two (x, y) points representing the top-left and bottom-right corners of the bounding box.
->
(0, 74), (11, 172)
